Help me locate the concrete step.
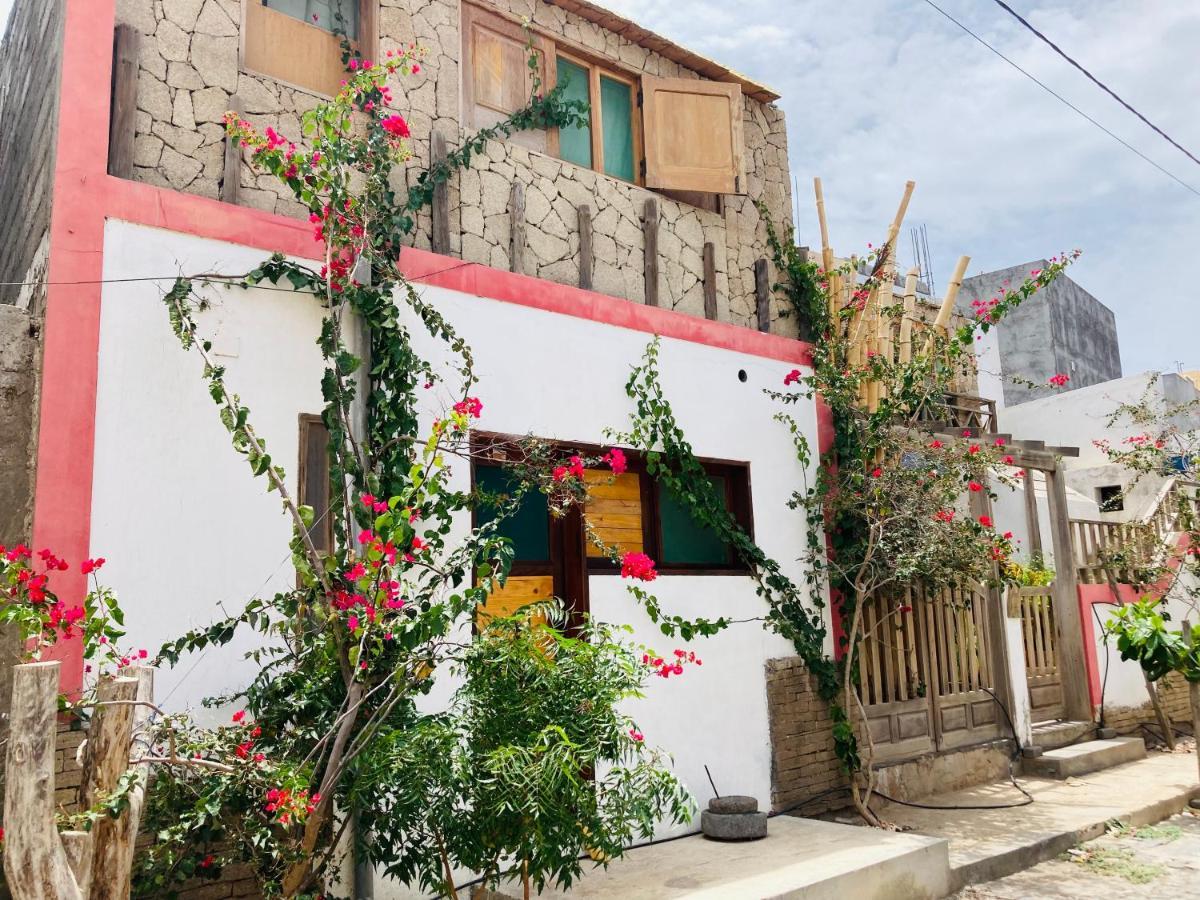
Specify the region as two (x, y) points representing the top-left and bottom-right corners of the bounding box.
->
(1030, 719), (1095, 752)
(1022, 736), (1146, 779)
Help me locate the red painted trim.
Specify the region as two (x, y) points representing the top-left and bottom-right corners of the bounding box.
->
(38, 0), (827, 693)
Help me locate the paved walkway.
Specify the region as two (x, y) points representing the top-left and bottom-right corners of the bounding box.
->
(863, 747), (1199, 887)
(955, 811), (1200, 899)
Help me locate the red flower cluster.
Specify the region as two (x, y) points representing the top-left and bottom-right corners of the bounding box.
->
(1048, 373), (1069, 387)
(81, 557), (106, 575)
(360, 493), (389, 514)
(978, 515), (993, 528)
(620, 552), (657, 582)
(264, 787), (320, 826)
(552, 455), (585, 483)
(641, 648), (701, 678)
(968, 481), (983, 492)
(381, 114), (410, 139)
(933, 509), (955, 523)
(603, 447), (628, 476)
(969, 295), (1001, 322)
(784, 369), (802, 386)
(453, 397), (483, 419)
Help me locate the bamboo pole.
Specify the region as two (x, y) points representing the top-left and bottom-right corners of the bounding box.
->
(899, 267), (918, 364)
(3, 661), (84, 900)
(924, 254), (970, 354)
(82, 675), (139, 897)
(814, 177), (838, 320)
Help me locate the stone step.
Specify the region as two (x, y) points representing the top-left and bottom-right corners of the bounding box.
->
(1022, 736), (1146, 779)
(1030, 719), (1096, 752)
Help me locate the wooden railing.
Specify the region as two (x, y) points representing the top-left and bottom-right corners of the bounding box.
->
(914, 392), (998, 435)
(1071, 478), (1199, 584)
(1012, 586), (1057, 676)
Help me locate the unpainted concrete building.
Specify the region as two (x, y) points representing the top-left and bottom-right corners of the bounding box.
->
(960, 260), (1122, 408)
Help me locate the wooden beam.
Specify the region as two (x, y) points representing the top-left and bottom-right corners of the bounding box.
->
(899, 267), (918, 364)
(3, 661), (84, 899)
(971, 485), (1016, 729)
(924, 255), (970, 353)
(220, 94), (243, 204)
(1045, 464), (1092, 722)
(82, 676), (138, 898)
(107, 24), (140, 179)
(702, 241), (718, 320)
(642, 198), (659, 307)
(509, 181), (526, 275)
(431, 131), (451, 256)
(577, 204), (593, 291)
(1024, 470), (1044, 556)
(754, 257), (770, 332)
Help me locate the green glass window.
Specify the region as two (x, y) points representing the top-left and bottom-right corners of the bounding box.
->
(600, 75), (635, 182)
(474, 465), (550, 562)
(659, 475), (731, 565)
(556, 57), (592, 169)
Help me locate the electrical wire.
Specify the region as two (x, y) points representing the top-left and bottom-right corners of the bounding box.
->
(987, 0), (1200, 169)
(919, 0), (1200, 198)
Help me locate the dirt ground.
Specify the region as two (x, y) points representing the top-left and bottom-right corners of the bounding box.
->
(955, 810), (1200, 899)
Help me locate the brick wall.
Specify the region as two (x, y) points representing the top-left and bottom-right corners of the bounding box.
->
(1104, 670), (1196, 740)
(0, 0), (64, 307)
(764, 656), (848, 816)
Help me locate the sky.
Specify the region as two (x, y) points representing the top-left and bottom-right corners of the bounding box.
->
(597, 0), (1197, 376)
(2, 0), (1195, 374)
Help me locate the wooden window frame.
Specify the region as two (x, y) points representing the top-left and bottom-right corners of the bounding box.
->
(297, 413), (334, 554)
(470, 432), (754, 579)
(552, 49), (644, 187)
(241, 0), (379, 99)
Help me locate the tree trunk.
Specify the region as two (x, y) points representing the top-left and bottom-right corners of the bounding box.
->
(3, 662), (84, 900)
(82, 675), (139, 898)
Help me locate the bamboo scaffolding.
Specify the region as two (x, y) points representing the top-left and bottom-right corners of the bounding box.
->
(899, 267), (918, 364)
(923, 254), (970, 354)
(813, 178), (839, 323)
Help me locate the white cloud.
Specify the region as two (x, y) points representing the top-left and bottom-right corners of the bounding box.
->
(604, 0), (1200, 375)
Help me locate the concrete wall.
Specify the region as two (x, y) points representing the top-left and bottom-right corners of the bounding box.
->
(0, 0), (64, 307)
(92, 221), (823, 846)
(1000, 372), (1200, 519)
(114, 0), (795, 332)
(960, 261), (1121, 408)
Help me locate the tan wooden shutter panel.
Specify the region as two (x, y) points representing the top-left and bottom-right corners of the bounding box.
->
(642, 76), (745, 195)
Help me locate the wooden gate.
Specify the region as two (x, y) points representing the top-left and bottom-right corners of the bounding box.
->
(1012, 585), (1064, 722)
(860, 586), (1004, 763)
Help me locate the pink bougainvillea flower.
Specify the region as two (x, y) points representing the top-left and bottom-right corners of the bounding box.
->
(453, 397), (483, 419)
(967, 444), (980, 455)
(968, 481), (983, 492)
(620, 552), (657, 582)
(929, 440), (943, 449)
(629, 728), (644, 742)
(347, 615), (359, 631)
(784, 369), (802, 386)
(81, 557), (105, 574)
(232, 710), (246, 723)
(345, 563), (367, 581)
(602, 447), (628, 476)
(357, 529), (374, 544)
(381, 115), (410, 138)
(934, 509), (955, 523)
(978, 515), (993, 528)
(870, 467), (883, 478)
(1048, 373), (1070, 387)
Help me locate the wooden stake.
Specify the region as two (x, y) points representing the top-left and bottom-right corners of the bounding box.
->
(431, 131), (451, 255)
(509, 181), (526, 275)
(703, 241), (718, 320)
(60, 832), (93, 898)
(577, 204), (593, 291)
(754, 258), (771, 332)
(899, 267), (918, 364)
(107, 25), (140, 179)
(642, 198), (660, 307)
(82, 675), (138, 898)
(220, 95), (243, 205)
(104, 666), (155, 900)
(3, 661), (84, 899)
(924, 255), (970, 354)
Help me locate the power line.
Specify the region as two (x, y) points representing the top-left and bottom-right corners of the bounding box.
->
(988, 0), (1200, 169)
(919, 0), (1200, 198)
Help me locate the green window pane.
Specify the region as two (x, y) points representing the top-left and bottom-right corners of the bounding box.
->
(659, 476), (730, 565)
(556, 57), (592, 169)
(475, 466), (550, 562)
(600, 75), (634, 182)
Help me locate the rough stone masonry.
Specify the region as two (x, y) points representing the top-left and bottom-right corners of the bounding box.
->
(116, 0), (797, 334)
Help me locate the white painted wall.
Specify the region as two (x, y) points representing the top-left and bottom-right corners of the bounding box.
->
(93, 222), (824, 849)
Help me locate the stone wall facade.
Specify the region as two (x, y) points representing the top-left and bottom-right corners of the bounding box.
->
(115, 0), (797, 333)
(764, 656), (848, 816)
(1104, 670), (1195, 742)
(0, 306), (41, 549)
(0, 0), (64, 307)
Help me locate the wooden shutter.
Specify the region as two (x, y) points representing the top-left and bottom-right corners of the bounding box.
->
(244, 2), (366, 98)
(298, 415), (334, 553)
(461, 3), (552, 150)
(642, 75), (745, 195)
